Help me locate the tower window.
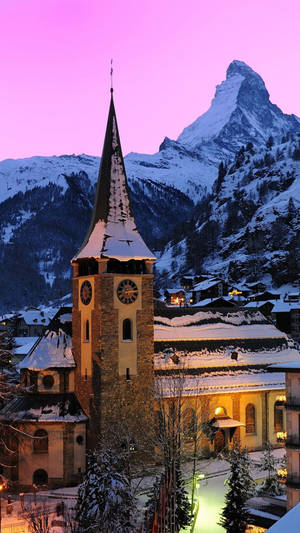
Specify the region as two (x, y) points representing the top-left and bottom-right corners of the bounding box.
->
(85, 320), (90, 341)
(123, 319), (133, 341)
(246, 404), (256, 434)
(126, 368), (130, 381)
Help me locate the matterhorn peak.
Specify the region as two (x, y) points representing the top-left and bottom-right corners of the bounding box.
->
(177, 60), (300, 154)
(226, 60), (260, 79)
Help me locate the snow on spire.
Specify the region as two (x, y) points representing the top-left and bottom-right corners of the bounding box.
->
(73, 91), (155, 262)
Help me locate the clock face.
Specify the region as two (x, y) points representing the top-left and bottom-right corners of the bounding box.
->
(117, 279), (138, 304)
(80, 280), (92, 305)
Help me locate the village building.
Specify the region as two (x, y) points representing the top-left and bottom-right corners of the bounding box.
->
(272, 301), (300, 341)
(164, 288), (186, 306)
(192, 278), (228, 304)
(269, 361), (300, 511)
(0, 308), (87, 489)
(14, 308), (53, 337)
(2, 88), (300, 489)
(154, 306), (298, 452)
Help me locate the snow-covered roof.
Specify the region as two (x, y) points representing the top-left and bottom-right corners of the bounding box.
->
(73, 93), (155, 262)
(18, 309), (53, 326)
(269, 361), (300, 373)
(154, 321), (286, 341)
(192, 296), (233, 307)
(267, 502), (300, 532)
(0, 393), (87, 422)
(193, 279), (222, 291)
(155, 348), (300, 371)
(245, 300), (276, 308)
(156, 371), (286, 397)
(13, 337), (38, 355)
(18, 328), (74, 370)
(272, 301), (300, 312)
(165, 288), (185, 294)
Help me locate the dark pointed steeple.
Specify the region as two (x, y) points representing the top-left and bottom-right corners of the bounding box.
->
(73, 90), (155, 262)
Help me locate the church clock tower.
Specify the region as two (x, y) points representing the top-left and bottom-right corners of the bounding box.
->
(71, 89), (156, 447)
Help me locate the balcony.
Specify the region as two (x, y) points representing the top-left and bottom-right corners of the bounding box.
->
(286, 474), (300, 489)
(286, 435), (300, 449)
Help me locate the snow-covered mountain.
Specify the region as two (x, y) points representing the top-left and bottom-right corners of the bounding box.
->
(1, 59), (300, 311)
(157, 134), (300, 288)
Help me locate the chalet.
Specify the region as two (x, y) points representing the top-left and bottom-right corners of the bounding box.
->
(272, 301), (300, 340)
(164, 288), (186, 306)
(245, 300), (276, 319)
(192, 296), (237, 309)
(284, 292), (300, 303)
(15, 308), (54, 337)
(180, 276), (195, 290)
(249, 291), (281, 302)
(192, 278), (227, 304)
(246, 281), (266, 293)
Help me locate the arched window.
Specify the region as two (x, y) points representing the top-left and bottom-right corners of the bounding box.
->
(33, 429), (48, 454)
(246, 404), (256, 434)
(274, 401), (284, 432)
(123, 319), (132, 341)
(33, 469), (48, 486)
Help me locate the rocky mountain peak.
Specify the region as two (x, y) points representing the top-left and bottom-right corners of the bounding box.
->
(177, 60), (300, 154)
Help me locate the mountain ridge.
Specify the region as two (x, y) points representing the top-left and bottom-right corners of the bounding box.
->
(1, 60), (300, 311)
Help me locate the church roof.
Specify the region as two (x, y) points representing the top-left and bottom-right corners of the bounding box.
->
(73, 91), (155, 262)
(0, 393), (87, 422)
(18, 308), (74, 370)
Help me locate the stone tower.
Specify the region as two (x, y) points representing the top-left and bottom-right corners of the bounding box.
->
(71, 89), (156, 448)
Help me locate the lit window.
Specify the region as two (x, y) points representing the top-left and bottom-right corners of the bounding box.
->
(246, 404), (256, 434)
(123, 319), (132, 341)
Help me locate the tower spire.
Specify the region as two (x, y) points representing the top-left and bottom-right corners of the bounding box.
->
(73, 91), (155, 262)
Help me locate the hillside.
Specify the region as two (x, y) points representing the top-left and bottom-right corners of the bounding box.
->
(1, 59), (300, 310)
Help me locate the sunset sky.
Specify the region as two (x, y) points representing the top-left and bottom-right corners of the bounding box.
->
(1, 0), (300, 160)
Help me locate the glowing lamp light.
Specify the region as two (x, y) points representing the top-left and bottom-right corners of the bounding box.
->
(198, 473), (206, 480)
(0, 484), (4, 491)
(276, 431), (287, 442)
(277, 467), (287, 479)
(229, 289), (242, 296)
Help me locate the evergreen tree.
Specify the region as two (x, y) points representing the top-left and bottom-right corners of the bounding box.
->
(219, 444), (255, 533)
(75, 450), (137, 533)
(257, 442), (284, 496)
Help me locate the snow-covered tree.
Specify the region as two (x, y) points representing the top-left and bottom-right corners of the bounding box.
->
(219, 443), (255, 533)
(257, 441), (284, 496)
(75, 449), (137, 533)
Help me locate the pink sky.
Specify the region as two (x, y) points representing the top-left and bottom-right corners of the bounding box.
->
(1, 0), (300, 160)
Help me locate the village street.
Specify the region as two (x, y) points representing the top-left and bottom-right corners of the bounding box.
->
(0, 449), (285, 533)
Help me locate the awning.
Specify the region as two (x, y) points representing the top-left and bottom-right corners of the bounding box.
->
(212, 418), (244, 428)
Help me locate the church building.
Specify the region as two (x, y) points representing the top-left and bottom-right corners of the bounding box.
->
(1, 88), (300, 489)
